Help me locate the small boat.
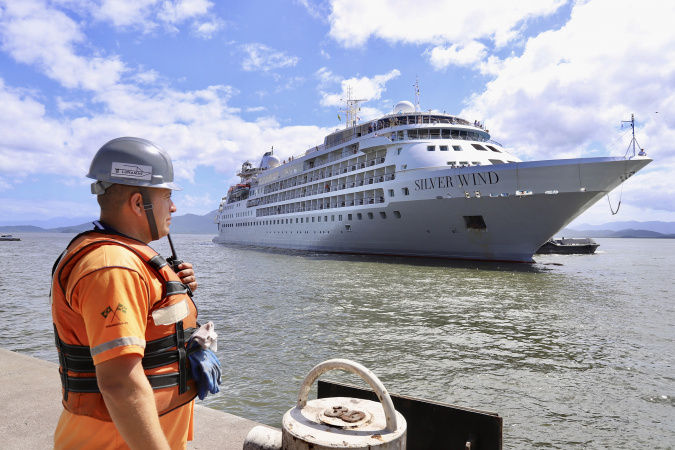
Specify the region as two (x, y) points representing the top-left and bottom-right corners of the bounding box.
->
(535, 237), (599, 255)
(0, 234), (20, 241)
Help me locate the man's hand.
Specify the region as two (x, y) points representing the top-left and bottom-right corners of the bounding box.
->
(176, 262), (198, 292)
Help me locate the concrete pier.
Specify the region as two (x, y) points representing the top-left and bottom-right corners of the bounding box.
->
(0, 349), (266, 449)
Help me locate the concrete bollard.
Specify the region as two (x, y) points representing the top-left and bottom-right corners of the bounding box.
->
(242, 425), (282, 450)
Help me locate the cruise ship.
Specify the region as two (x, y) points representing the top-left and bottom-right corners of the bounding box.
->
(212, 98), (651, 262)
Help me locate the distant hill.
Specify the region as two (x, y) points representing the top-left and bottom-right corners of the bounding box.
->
(570, 221), (675, 235)
(0, 210), (219, 235)
(2, 214), (674, 238)
(170, 211), (218, 234)
(559, 227), (675, 239)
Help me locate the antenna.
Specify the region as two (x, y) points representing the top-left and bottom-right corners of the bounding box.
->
(339, 86), (367, 129)
(621, 113), (645, 157)
(414, 76), (420, 112)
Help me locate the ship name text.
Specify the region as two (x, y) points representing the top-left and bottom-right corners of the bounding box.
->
(414, 171), (500, 191)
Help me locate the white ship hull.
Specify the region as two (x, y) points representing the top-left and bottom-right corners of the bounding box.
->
(213, 103), (651, 262)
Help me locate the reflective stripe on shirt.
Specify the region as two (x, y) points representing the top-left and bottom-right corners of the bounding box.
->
(90, 336), (146, 357)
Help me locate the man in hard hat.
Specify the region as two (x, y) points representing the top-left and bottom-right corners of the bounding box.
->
(51, 137), (220, 449)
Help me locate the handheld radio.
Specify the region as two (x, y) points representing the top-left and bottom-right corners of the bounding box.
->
(166, 234), (193, 297)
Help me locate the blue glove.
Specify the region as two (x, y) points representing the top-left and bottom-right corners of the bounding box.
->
(188, 342), (222, 400)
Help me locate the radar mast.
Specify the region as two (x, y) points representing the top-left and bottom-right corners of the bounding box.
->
(339, 86), (367, 129)
(414, 76), (420, 112)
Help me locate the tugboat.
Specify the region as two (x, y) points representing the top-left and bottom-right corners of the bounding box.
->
(0, 235), (20, 241)
(535, 237), (599, 254)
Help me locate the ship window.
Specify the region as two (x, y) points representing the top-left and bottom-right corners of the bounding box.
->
(388, 189), (394, 197)
(397, 148), (402, 155)
(296, 218), (298, 223)
(348, 214), (352, 220)
(402, 187), (410, 195)
(331, 215), (335, 221)
(394, 211), (401, 218)
(345, 224), (351, 231)
(312, 217), (315, 222)
(489, 159), (504, 164)
(487, 145), (501, 153)
(325, 216), (328, 222)
(440, 145), (448, 151)
(368, 212), (373, 219)
(427, 145), (435, 151)
(380, 212), (387, 219)
(453, 145), (462, 151)
(357, 213), (362, 220)
(464, 215), (487, 230)
(472, 144), (488, 151)
(339, 215), (343, 221)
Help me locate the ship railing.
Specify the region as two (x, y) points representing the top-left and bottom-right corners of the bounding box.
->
(277, 155), (387, 194)
(301, 150), (387, 172)
(406, 132), (490, 143)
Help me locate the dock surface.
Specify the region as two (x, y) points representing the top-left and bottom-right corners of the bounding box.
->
(0, 348), (264, 449)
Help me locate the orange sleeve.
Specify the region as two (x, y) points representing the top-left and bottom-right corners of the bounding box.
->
(74, 266), (150, 365)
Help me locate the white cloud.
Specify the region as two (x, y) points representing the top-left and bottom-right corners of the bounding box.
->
(426, 41), (488, 70)
(192, 19), (222, 39)
(91, 0), (159, 31)
(157, 0), (212, 24)
(315, 67), (342, 88)
(0, 0), (308, 188)
(240, 43), (300, 72)
(46, 0), (221, 36)
(295, 0), (332, 21)
(318, 69), (401, 107)
(0, 0), (127, 91)
(0, 177), (12, 192)
(327, 0), (565, 69)
(461, 0), (675, 217)
(177, 192), (213, 209)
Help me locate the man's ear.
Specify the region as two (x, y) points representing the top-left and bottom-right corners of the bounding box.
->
(129, 192), (145, 217)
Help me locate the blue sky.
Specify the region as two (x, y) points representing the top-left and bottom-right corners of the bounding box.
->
(1, 0), (673, 227)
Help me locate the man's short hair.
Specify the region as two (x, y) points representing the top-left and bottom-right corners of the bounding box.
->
(97, 183), (141, 212)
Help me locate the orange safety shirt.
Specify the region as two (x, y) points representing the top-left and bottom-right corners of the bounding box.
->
(52, 230), (197, 449)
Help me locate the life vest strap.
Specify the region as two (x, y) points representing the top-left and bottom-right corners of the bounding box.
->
(62, 370), (194, 393)
(166, 281), (190, 296)
(148, 255), (169, 270)
(54, 326), (198, 389)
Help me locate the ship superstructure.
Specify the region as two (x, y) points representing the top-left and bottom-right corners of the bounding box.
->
(213, 99), (651, 262)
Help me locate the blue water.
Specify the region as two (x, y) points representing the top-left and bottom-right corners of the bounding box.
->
(2, 234), (673, 449)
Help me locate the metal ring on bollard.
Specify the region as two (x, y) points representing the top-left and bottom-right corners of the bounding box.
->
(295, 359), (399, 432)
